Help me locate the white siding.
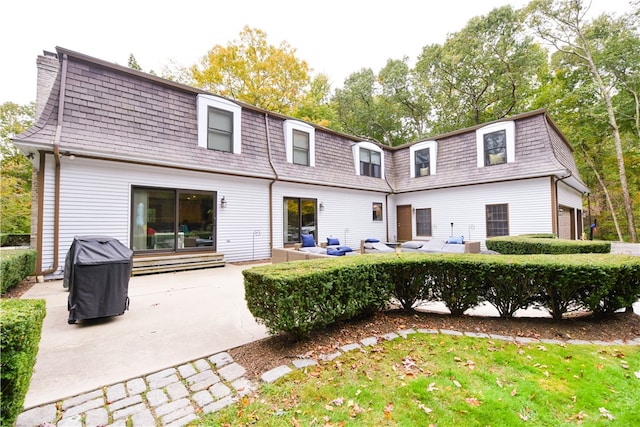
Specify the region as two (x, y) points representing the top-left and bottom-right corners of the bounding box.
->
(272, 182), (388, 249)
(557, 182), (583, 209)
(392, 178), (553, 245)
(41, 157), (271, 274)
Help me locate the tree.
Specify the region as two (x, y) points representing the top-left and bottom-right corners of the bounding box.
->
(1, 102), (34, 234)
(332, 67), (408, 146)
(128, 54), (142, 71)
(190, 26), (315, 117)
(415, 5), (547, 133)
(527, 0), (639, 242)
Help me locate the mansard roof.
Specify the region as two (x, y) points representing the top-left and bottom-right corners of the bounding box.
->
(14, 47), (587, 195)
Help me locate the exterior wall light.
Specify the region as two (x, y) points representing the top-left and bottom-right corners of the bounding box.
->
(319, 202), (324, 211)
(220, 196), (227, 208)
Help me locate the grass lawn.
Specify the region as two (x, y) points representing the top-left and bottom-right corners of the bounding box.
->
(200, 334), (640, 426)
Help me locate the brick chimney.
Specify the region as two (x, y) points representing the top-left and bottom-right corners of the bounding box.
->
(35, 50), (60, 121)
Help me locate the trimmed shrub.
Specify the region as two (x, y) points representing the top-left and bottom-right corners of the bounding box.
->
(0, 299), (46, 427)
(486, 235), (610, 254)
(245, 253), (640, 337)
(1, 249), (36, 294)
(475, 256), (545, 318)
(422, 255), (486, 315)
(0, 234), (30, 247)
(243, 256), (393, 339)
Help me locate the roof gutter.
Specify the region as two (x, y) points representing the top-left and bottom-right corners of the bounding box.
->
(39, 53), (67, 276)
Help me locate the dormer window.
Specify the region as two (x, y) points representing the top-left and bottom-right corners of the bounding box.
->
(476, 121), (515, 167)
(409, 141), (438, 178)
(284, 120), (315, 166)
(353, 141), (384, 179)
(197, 94), (242, 153)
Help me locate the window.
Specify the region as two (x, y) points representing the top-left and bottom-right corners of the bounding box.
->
(197, 94), (242, 153)
(476, 121), (515, 167)
(483, 130), (506, 166)
(372, 202), (383, 221)
(416, 208), (432, 236)
(207, 107), (233, 152)
(132, 187), (216, 252)
(409, 141), (437, 178)
(352, 141), (385, 179)
(360, 148), (381, 177)
(292, 130), (310, 165)
(284, 120), (315, 166)
(486, 204), (509, 237)
(283, 197), (317, 244)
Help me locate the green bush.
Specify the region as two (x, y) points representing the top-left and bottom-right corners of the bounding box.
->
(0, 299), (46, 427)
(243, 256), (393, 339)
(0, 234), (30, 247)
(486, 235), (611, 254)
(245, 253), (640, 337)
(1, 249), (36, 293)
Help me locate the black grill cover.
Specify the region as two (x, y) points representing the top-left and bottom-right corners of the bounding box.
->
(64, 236), (133, 323)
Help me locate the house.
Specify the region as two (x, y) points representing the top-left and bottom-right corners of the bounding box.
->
(14, 48), (589, 278)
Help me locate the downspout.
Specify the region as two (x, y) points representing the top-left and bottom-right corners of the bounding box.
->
(554, 170), (572, 238)
(264, 113), (279, 252)
(383, 159), (396, 243)
(39, 53), (68, 276)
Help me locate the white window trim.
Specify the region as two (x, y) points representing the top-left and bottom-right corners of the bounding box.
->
(197, 94), (242, 154)
(476, 121), (515, 168)
(352, 141), (385, 179)
(409, 140), (438, 178)
(284, 120), (315, 166)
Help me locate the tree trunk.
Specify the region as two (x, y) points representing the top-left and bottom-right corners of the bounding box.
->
(583, 152), (624, 241)
(584, 51), (638, 242)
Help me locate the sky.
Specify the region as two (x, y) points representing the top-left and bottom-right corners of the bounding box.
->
(1, 0), (634, 106)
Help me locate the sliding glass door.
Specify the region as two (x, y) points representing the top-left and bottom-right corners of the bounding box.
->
(132, 187), (216, 252)
(283, 197), (317, 245)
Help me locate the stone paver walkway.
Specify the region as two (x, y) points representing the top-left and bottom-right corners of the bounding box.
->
(16, 329), (640, 427)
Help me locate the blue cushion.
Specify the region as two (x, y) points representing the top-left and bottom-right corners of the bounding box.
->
(446, 236), (464, 244)
(327, 237), (340, 246)
(301, 234), (316, 247)
(365, 238), (380, 243)
(336, 246), (353, 252)
(326, 248), (346, 256)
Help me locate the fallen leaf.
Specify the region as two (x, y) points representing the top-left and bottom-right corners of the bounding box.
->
(454, 356), (462, 362)
(621, 362), (629, 369)
(330, 397), (345, 406)
(496, 379), (503, 388)
(427, 382), (438, 392)
(466, 360), (476, 370)
(537, 345), (547, 352)
(418, 403), (433, 414)
(324, 404), (333, 411)
(511, 388), (517, 397)
(597, 363), (604, 370)
(384, 402), (394, 419)
(634, 371), (640, 379)
(543, 371), (550, 378)
(599, 407), (615, 420)
(519, 412), (529, 421)
(453, 379), (462, 388)
(465, 397), (482, 406)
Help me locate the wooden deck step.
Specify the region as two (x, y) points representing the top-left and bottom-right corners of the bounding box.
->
(132, 252), (225, 276)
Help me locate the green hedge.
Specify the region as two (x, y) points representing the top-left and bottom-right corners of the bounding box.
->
(243, 256), (394, 339)
(244, 253), (640, 337)
(1, 250), (36, 294)
(0, 299), (46, 427)
(486, 235), (611, 254)
(0, 234), (31, 247)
